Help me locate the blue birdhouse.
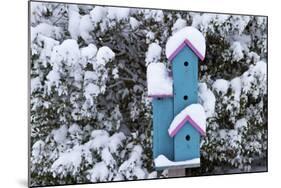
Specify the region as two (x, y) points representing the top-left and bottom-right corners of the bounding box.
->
(147, 27), (207, 169)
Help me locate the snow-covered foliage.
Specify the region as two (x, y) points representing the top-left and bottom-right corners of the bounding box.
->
(200, 61), (267, 173)
(145, 43), (162, 65)
(30, 2), (267, 186)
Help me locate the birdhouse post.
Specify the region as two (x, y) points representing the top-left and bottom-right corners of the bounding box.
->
(147, 27), (207, 173)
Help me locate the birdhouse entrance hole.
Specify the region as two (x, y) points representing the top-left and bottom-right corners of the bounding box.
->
(185, 134), (191, 141)
(183, 95), (188, 100)
(184, 61), (189, 66)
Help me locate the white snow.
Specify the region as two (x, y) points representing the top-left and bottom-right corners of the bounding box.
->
(234, 118), (248, 130)
(252, 61), (267, 76)
(88, 162), (109, 182)
(84, 71), (98, 81)
(191, 14), (215, 31)
(79, 15), (94, 43)
(118, 145), (145, 179)
(230, 77), (242, 101)
(154, 155), (200, 168)
(68, 6), (96, 42)
(232, 16), (251, 35)
(145, 43), (162, 65)
(68, 5), (81, 40)
(50, 39), (81, 66)
(198, 83), (216, 118)
(68, 123), (82, 135)
(219, 129), (241, 149)
(30, 2), (47, 24)
(107, 7), (130, 21)
(112, 67), (119, 79)
(147, 63), (173, 97)
(35, 35), (60, 67)
(231, 41), (244, 61)
(129, 17), (140, 29)
(146, 31), (155, 43)
(108, 132), (126, 153)
(88, 130), (110, 151)
(191, 14), (229, 34)
(213, 79), (230, 95)
(147, 171), (157, 179)
(101, 148), (116, 166)
(80, 44), (98, 61)
(96, 46), (115, 65)
(84, 83), (100, 97)
(31, 77), (42, 93)
(46, 39), (81, 94)
(168, 104), (206, 136)
(46, 69), (60, 94)
(241, 61), (267, 94)
(144, 10), (164, 22)
(172, 18), (187, 33)
(51, 145), (82, 176)
(31, 23), (62, 42)
(32, 140), (45, 160)
(166, 27), (206, 60)
(52, 125), (68, 144)
(90, 6), (107, 24)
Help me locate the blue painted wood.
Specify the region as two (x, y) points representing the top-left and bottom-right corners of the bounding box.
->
(172, 45), (200, 161)
(152, 97), (174, 161)
(174, 122), (200, 161)
(172, 45), (198, 115)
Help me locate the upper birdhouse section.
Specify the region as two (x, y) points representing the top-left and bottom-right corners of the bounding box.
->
(165, 27), (206, 61)
(147, 63), (173, 98)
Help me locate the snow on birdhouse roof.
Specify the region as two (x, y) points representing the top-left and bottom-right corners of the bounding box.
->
(166, 27), (206, 61)
(147, 63), (173, 98)
(168, 104), (206, 137)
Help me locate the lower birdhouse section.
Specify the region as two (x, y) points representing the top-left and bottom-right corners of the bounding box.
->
(174, 122), (200, 161)
(153, 104), (206, 170)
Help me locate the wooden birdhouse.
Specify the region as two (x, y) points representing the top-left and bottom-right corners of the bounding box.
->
(147, 27), (207, 169)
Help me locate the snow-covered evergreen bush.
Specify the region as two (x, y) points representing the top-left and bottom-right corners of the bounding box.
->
(30, 2), (267, 186)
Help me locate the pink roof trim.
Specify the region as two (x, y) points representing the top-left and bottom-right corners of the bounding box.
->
(148, 94), (173, 98)
(168, 38), (205, 62)
(169, 115), (206, 137)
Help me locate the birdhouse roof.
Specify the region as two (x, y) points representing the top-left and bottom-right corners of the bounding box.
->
(147, 63), (173, 98)
(168, 104), (206, 137)
(166, 27), (206, 61)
